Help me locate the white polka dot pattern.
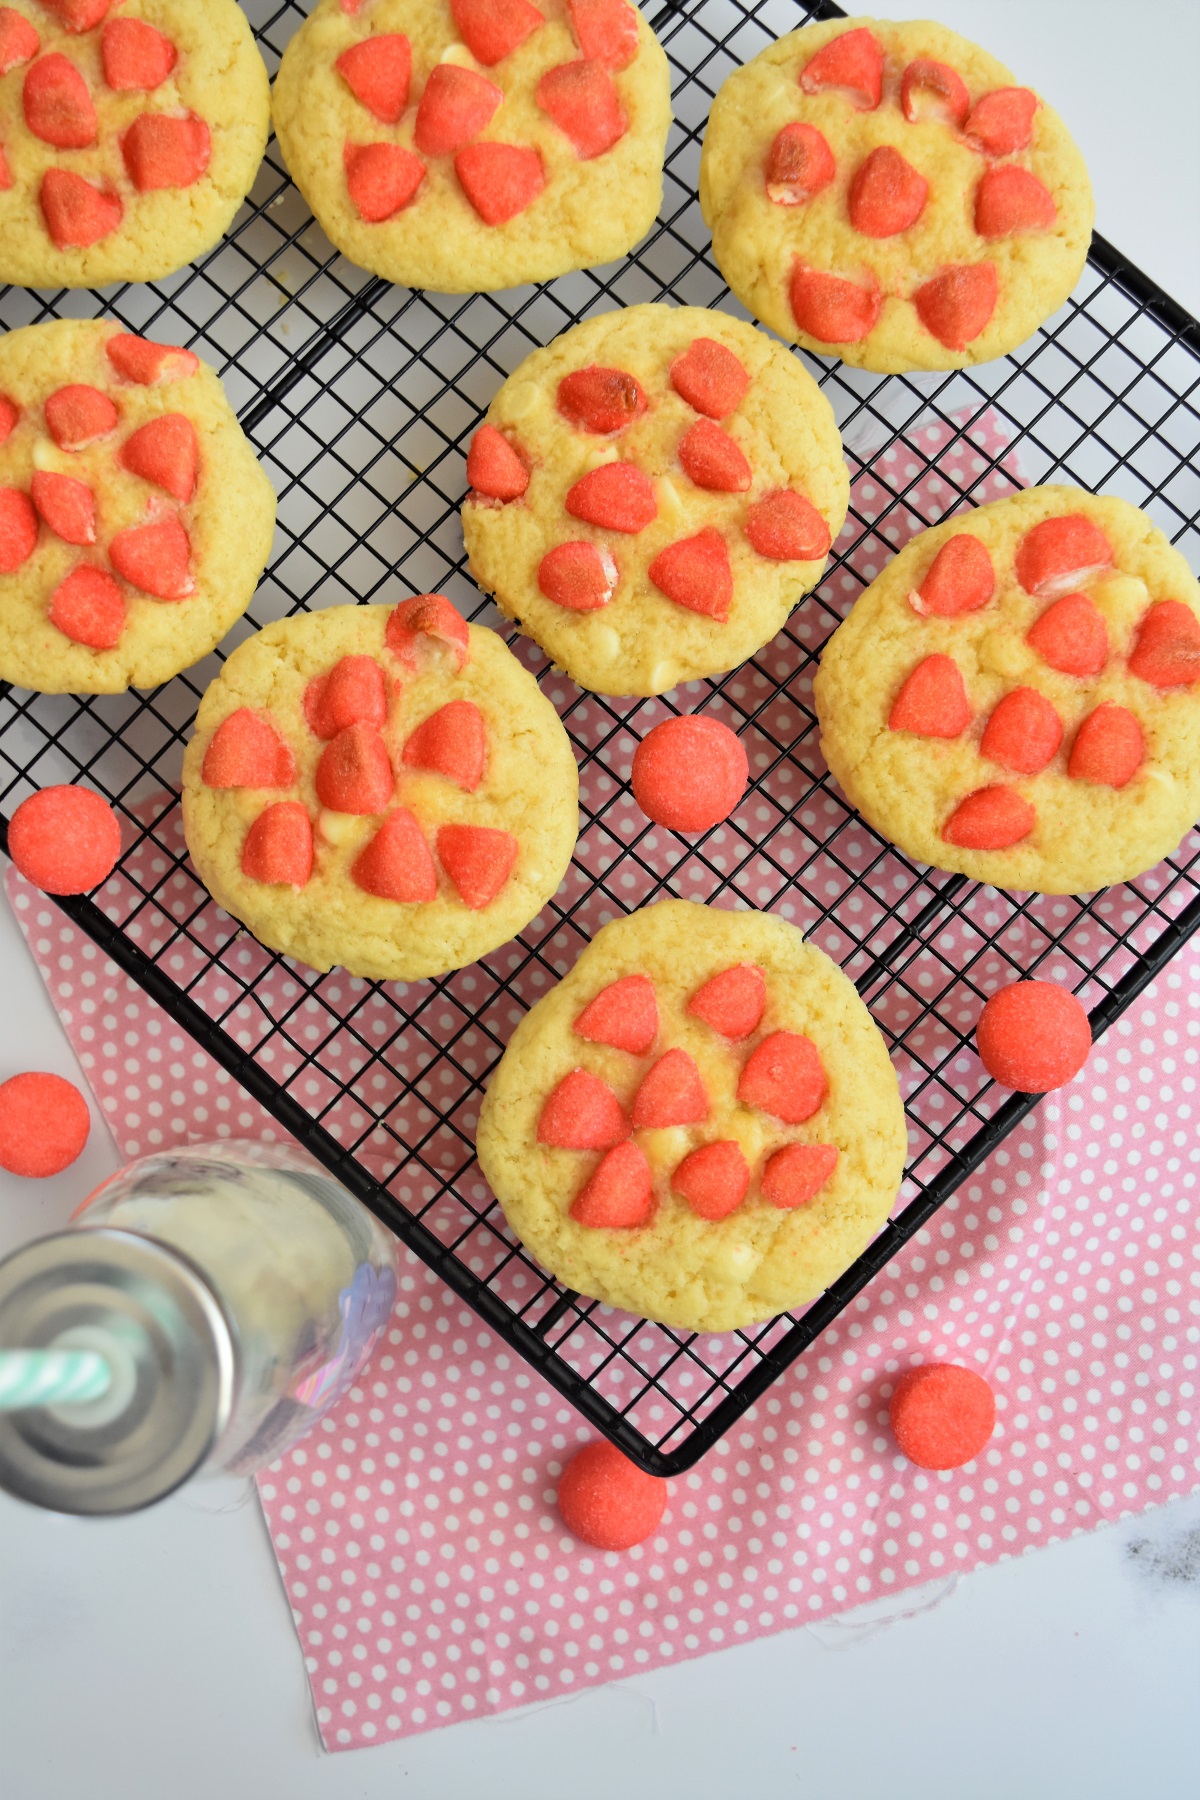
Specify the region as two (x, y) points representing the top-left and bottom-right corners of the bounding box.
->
(6, 866), (1199, 1753)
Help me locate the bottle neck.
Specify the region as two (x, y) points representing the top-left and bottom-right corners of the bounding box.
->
(0, 1228), (235, 1515)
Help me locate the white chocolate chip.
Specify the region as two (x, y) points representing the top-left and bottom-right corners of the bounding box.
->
(584, 443), (620, 471)
(657, 475), (687, 523)
(591, 624), (621, 662)
(706, 1239), (757, 1283)
(504, 381), (541, 421)
(318, 810), (368, 848)
(439, 40), (474, 64)
(650, 661), (675, 693)
(31, 438), (67, 472)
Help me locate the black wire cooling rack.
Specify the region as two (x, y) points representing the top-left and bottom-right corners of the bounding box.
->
(1, 1), (1199, 1475)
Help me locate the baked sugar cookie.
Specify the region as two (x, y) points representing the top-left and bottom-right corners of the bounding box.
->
(0, 0), (269, 288)
(814, 487), (1200, 895)
(476, 899), (906, 1333)
(699, 17), (1093, 373)
(181, 598), (579, 981)
(272, 0), (671, 293)
(0, 318), (275, 694)
(461, 303), (849, 696)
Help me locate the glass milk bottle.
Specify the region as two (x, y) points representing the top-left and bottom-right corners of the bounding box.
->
(0, 1141), (397, 1515)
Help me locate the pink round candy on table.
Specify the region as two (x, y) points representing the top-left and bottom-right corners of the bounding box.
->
(631, 716), (747, 832)
(888, 1363), (996, 1470)
(7, 785), (122, 894)
(976, 979), (1092, 1093)
(0, 1072), (90, 1178)
(556, 1440), (668, 1550)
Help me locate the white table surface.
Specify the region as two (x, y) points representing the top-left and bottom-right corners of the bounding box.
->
(3, 5), (1200, 1796)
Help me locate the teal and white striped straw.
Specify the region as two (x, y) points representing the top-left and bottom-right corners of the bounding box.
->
(0, 1349), (112, 1410)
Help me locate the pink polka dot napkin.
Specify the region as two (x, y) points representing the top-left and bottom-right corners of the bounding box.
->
(6, 411), (1198, 1752)
(8, 871), (1199, 1750)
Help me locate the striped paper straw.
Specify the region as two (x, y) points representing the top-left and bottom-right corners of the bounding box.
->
(0, 1349), (112, 1410)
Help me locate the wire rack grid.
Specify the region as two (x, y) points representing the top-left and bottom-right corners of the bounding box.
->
(1, 0), (1198, 1475)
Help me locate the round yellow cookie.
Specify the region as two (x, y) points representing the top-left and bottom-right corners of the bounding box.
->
(476, 899), (906, 1333)
(0, 0), (270, 288)
(272, 0), (671, 294)
(699, 17), (1094, 374)
(0, 318), (275, 695)
(814, 487), (1200, 895)
(182, 598), (579, 982)
(461, 303), (849, 697)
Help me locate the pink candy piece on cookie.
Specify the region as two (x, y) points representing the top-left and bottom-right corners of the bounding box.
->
(466, 424), (528, 500)
(1015, 514), (1112, 598)
(48, 564), (125, 649)
(344, 141), (425, 222)
(632, 1047), (708, 1130)
(908, 533), (994, 617)
(335, 33), (411, 124)
(556, 1440), (667, 1549)
(1068, 703), (1144, 788)
(737, 1031), (826, 1124)
(888, 654), (971, 738)
(315, 723), (393, 815)
(538, 541), (617, 611)
(101, 17), (177, 92)
(203, 709), (296, 791)
(889, 1363), (996, 1470)
(241, 802), (313, 890)
(538, 1068), (627, 1150)
(454, 142), (545, 225)
(743, 489), (830, 562)
(913, 263), (998, 351)
(105, 333), (198, 386)
(303, 655), (388, 741)
(557, 365), (646, 436)
(0, 9), (39, 77)
(0, 1071), (90, 1178)
(415, 64), (502, 157)
(565, 462), (656, 534)
(965, 87), (1038, 158)
(760, 1141), (838, 1210)
(574, 974), (658, 1055)
(437, 823), (518, 910)
(122, 112), (211, 193)
(402, 700), (486, 791)
(687, 963), (765, 1040)
(942, 785), (1035, 851)
(30, 471), (95, 545)
(569, 1141), (654, 1229)
(8, 785), (121, 894)
(1026, 591), (1109, 676)
(669, 337), (749, 419)
(0, 487), (36, 572)
(648, 529), (732, 619)
(799, 25), (882, 110)
(631, 715), (747, 833)
(119, 413), (198, 502)
(976, 979), (1091, 1092)
(40, 170), (123, 249)
(352, 809), (437, 903)
(566, 0), (639, 71)
(107, 515), (193, 599)
(386, 594), (469, 671)
(45, 383), (118, 451)
(1127, 601), (1200, 689)
(677, 419), (751, 493)
(450, 0), (543, 66)
(536, 59), (627, 160)
(671, 1139), (750, 1220)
